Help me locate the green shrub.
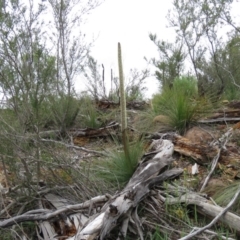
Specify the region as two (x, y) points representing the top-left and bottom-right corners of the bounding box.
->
(49, 94), (80, 130)
(152, 76), (209, 134)
(223, 83), (240, 101)
(78, 94), (102, 129)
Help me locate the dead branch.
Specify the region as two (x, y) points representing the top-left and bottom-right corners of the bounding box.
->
(161, 131), (239, 170)
(178, 186), (240, 240)
(200, 149), (221, 192)
(40, 138), (108, 156)
(163, 185), (240, 233)
(69, 121), (120, 138)
(200, 128), (233, 191)
(198, 117), (240, 123)
(73, 139), (183, 240)
(172, 134), (218, 164)
(0, 195), (109, 228)
(188, 228), (236, 240)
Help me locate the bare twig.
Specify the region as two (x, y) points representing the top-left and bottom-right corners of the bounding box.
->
(40, 138), (108, 156)
(0, 195), (109, 228)
(200, 148), (221, 192)
(198, 118), (240, 123)
(200, 128), (233, 192)
(188, 228), (236, 240)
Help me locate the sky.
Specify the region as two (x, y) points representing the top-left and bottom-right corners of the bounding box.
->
(81, 0), (175, 98)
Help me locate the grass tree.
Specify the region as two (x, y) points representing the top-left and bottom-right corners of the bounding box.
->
(152, 76), (210, 134)
(92, 43), (144, 187)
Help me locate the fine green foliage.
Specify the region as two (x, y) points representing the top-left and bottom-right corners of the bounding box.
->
(77, 95), (102, 129)
(125, 68), (149, 101)
(134, 109), (158, 133)
(96, 141), (144, 187)
(149, 33), (186, 88)
(47, 95), (80, 130)
(146, 227), (169, 240)
(172, 76), (198, 97)
(152, 76), (208, 134)
(223, 84), (240, 101)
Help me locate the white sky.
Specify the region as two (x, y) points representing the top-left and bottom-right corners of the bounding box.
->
(81, 0), (175, 98)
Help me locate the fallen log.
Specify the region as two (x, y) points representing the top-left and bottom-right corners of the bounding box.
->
(166, 187), (240, 234)
(96, 99), (119, 110)
(157, 132), (240, 170)
(205, 108), (240, 119)
(73, 139), (183, 240)
(0, 195), (109, 228)
(96, 99), (149, 110)
(198, 117), (240, 123)
(171, 134), (218, 165)
(126, 100), (149, 110)
(69, 121), (120, 138)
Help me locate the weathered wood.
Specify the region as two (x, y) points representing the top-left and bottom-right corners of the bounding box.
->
(171, 133), (240, 172)
(96, 99), (149, 110)
(167, 191), (240, 233)
(74, 139), (183, 240)
(38, 199), (58, 240)
(70, 121), (120, 138)
(202, 108), (240, 119)
(172, 134), (218, 164)
(195, 106), (240, 124)
(126, 100), (149, 110)
(75, 169), (183, 240)
(198, 117), (240, 123)
(97, 100), (119, 109)
(0, 195), (109, 228)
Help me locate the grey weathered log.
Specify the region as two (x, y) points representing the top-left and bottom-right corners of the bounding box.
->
(74, 139), (183, 240)
(167, 191), (240, 232)
(198, 117), (240, 123)
(0, 195), (109, 228)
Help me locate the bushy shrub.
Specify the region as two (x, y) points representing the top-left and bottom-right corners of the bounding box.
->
(223, 83), (240, 101)
(78, 94), (102, 129)
(50, 95), (80, 130)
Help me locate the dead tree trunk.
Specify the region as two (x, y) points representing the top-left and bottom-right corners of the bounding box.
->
(74, 139), (183, 240)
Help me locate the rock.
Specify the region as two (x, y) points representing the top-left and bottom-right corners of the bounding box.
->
(203, 178), (227, 196)
(153, 115), (169, 124)
(184, 126), (214, 144)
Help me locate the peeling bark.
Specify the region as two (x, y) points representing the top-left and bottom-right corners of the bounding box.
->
(74, 139), (183, 240)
